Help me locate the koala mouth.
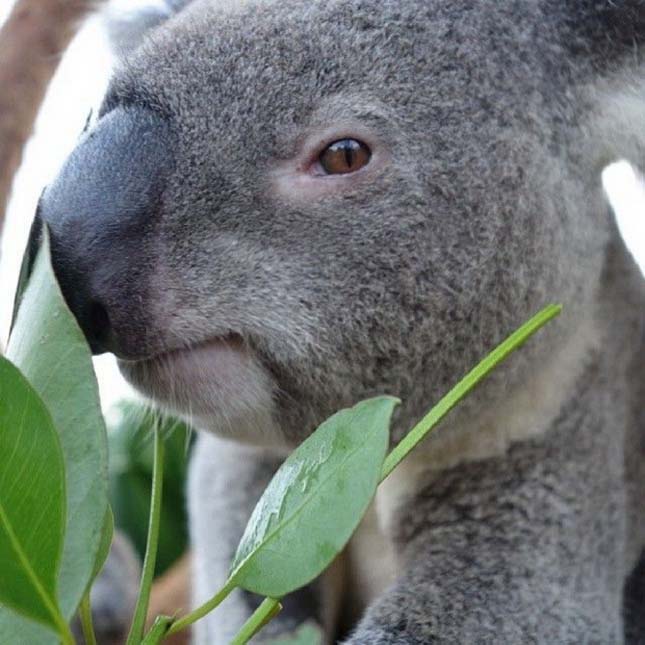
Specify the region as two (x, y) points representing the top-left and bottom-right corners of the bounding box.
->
(117, 332), (277, 430)
(147, 332), (243, 363)
(119, 332), (244, 391)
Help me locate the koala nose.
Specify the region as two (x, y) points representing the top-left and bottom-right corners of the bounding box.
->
(33, 106), (175, 357)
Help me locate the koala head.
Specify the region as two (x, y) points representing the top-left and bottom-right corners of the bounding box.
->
(37, 0), (645, 446)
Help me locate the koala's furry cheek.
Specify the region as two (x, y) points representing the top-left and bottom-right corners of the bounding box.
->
(118, 339), (284, 446)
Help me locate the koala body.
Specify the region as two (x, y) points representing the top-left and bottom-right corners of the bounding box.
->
(36, 0), (645, 642)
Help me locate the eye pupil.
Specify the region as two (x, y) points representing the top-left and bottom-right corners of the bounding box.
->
(344, 145), (354, 168)
(319, 138), (371, 175)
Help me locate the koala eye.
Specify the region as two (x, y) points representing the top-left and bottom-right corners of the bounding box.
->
(318, 138), (371, 175)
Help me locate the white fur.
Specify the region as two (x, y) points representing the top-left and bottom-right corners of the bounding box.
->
(189, 434), (269, 644)
(345, 504), (397, 620)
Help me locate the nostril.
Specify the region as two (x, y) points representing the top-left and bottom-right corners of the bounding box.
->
(87, 301), (111, 349)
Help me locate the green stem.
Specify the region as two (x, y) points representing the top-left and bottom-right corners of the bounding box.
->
(380, 303), (562, 481)
(165, 578), (236, 636)
(78, 593), (97, 645)
(126, 428), (165, 645)
(230, 598), (282, 645)
(59, 620), (76, 645)
(141, 615), (174, 645)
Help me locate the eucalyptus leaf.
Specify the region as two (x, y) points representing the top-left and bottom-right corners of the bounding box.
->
(0, 357), (67, 634)
(230, 396), (398, 597)
(5, 228), (109, 621)
(74, 510), (112, 645)
(10, 212), (42, 334)
(90, 507), (114, 583)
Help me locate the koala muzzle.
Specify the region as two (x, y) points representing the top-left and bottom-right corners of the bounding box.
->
(33, 106), (175, 358)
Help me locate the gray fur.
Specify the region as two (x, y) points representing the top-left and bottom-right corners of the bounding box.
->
(352, 232), (645, 642)
(41, 0), (645, 642)
(105, 0), (193, 58)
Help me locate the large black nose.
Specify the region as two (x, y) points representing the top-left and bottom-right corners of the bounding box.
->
(34, 107), (175, 356)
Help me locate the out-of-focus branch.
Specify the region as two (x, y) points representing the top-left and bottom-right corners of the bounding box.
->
(0, 0), (101, 232)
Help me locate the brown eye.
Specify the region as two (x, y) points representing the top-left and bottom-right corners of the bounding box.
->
(318, 138), (371, 175)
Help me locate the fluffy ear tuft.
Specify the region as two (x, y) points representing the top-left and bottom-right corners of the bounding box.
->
(575, 1), (645, 61)
(600, 1), (645, 44)
(104, 0), (192, 59)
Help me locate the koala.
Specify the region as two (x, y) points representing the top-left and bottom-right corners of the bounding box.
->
(32, 0), (645, 642)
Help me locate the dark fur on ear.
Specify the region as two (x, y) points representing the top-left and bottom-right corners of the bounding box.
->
(564, 1), (645, 66)
(105, 0), (194, 59)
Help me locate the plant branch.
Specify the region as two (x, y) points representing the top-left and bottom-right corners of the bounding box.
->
(126, 428), (165, 645)
(0, 0), (101, 232)
(141, 615), (174, 645)
(59, 623), (77, 645)
(230, 598), (282, 645)
(380, 303), (562, 481)
(165, 577), (236, 636)
(78, 593), (97, 645)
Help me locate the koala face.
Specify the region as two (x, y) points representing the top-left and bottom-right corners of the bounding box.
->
(39, 0), (620, 445)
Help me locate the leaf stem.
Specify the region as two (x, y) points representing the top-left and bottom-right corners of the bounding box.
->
(126, 428), (165, 645)
(230, 597), (282, 645)
(141, 615), (174, 644)
(165, 578), (237, 635)
(78, 592), (97, 645)
(59, 620), (77, 645)
(380, 304), (562, 481)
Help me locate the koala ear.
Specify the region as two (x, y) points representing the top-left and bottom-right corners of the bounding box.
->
(579, 1), (645, 58)
(105, 0), (194, 59)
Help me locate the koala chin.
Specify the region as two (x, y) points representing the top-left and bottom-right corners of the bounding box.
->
(34, 0), (645, 642)
(120, 337), (283, 447)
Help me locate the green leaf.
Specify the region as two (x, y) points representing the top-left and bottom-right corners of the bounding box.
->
(229, 396), (398, 597)
(266, 622), (324, 645)
(10, 213), (41, 334)
(78, 508), (113, 645)
(5, 227), (109, 621)
(0, 357), (67, 634)
(90, 507), (114, 583)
